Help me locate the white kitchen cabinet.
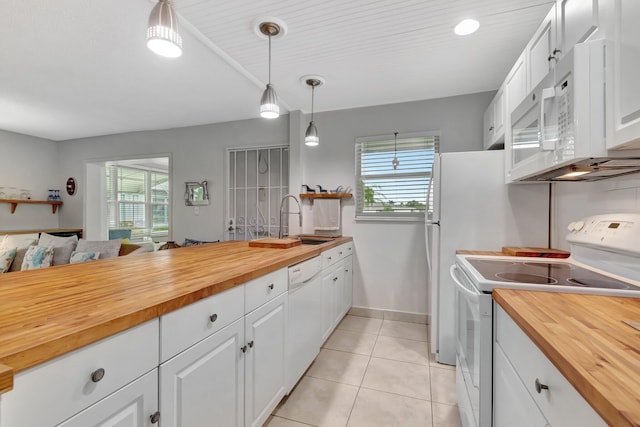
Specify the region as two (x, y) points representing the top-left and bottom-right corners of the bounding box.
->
(556, 0), (599, 56)
(244, 292), (288, 427)
(528, 5), (557, 91)
(159, 318), (244, 427)
(57, 370), (159, 427)
(331, 262), (346, 328)
(320, 243), (353, 343)
(342, 256), (353, 317)
(494, 304), (606, 427)
(606, 0), (640, 150)
(506, 52), (528, 117)
(483, 84), (506, 150)
(321, 267), (336, 343)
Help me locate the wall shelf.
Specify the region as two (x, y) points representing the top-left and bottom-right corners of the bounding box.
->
(299, 193), (353, 199)
(0, 199), (63, 214)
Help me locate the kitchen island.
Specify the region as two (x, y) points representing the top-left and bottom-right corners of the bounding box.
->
(0, 238), (351, 390)
(494, 289), (640, 427)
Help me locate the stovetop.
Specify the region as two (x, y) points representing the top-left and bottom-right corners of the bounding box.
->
(466, 259), (640, 291)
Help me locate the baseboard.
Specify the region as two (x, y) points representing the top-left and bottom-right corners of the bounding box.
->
(348, 306), (428, 325)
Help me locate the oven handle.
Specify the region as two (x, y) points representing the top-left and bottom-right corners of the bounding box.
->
(450, 265), (480, 304)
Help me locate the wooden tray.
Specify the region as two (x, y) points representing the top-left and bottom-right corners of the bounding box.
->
(502, 247), (570, 258)
(248, 238), (302, 249)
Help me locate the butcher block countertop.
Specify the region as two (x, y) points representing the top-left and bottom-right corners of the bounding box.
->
(0, 237), (351, 392)
(494, 289), (640, 427)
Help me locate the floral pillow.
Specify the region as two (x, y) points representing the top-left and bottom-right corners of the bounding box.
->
(0, 248), (17, 273)
(21, 246), (54, 271)
(69, 251), (101, 264)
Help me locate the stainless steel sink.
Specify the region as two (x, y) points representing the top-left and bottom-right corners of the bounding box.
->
(296, 235), (337, 245)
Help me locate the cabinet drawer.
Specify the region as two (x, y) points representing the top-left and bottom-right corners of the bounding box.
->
(1, 320), (159, 427)
(321, 247), (340, 269)
(160, 284), (245, 362)
(335, 242), (353, 261)
(245, 268), (287, 313)
(495, 306), (606, 427)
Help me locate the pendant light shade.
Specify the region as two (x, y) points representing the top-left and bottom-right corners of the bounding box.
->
(147, 0), (182, 58)
(304, 78), (322, 147)
(259, 22), (281, 119)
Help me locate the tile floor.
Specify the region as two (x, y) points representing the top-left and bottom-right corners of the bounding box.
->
(264, 315), (462, 427)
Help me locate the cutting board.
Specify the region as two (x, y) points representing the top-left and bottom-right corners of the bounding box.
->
(248, 238), (302, 249)
(502, 246), (570, 258)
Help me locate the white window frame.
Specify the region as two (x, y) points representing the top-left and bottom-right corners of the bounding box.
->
(355, 131), (439, 222)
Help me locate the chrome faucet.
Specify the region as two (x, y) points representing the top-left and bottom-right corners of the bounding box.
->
(279, 194), (302, 239)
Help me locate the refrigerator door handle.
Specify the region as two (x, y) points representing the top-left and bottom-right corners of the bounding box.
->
(449, 265), (480, 304)
(425, 220), (440, 225)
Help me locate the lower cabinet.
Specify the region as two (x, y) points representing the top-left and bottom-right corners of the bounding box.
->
(159, 318), (244, 427)
(342, 256), (353, 318)
(321, 249), (354, 344)
(57, 369), (159, 427)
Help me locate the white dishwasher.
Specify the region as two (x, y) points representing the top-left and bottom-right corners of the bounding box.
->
(286, 255), (322, 393)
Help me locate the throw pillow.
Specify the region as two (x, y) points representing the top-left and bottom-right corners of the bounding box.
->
(0, 248), (17, 273)
(69, 251), (101, 264)
(1, 234), (40, 272)
(38, 233), (79, 266)
(21, 246), (54, 271)
(76, 239), (121, 259)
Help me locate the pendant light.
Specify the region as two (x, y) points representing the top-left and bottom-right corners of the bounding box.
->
(392, 132), (400, 170)
(259, 22), (281, 119)
(305, 78), (322, 147)
(146, 0), (183, 58)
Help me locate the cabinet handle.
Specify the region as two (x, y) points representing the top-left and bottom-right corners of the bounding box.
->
(535, 378), (549, 393)
(333, 277), (338, 282)
(489, 126), (494, 132)
(339, 251), (343, 255)
(328, 256), (332, 260)
(345, 269), (349, 273)
(241, 345), (247, 353)
(268, 283), (274, 290)
(248, 340), (254, 348)
(150, 411), (160, 424)
(209, 313), (218, 323)
(91, 368), (105, 383)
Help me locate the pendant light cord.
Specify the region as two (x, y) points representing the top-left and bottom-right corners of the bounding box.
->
(268, 34), (272, 84)
(311, 85), (315, 122)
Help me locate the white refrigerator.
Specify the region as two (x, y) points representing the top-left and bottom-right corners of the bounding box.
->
(426, 150), (549, 365)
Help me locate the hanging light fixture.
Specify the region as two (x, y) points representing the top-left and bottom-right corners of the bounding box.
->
(392, 132), (400, 170)
(146, 0), (183, 58)
(259, 22), (281, 119)
(305, 78), (322, 147)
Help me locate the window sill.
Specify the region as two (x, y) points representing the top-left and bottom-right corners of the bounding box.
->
(355, 216), (424, 223)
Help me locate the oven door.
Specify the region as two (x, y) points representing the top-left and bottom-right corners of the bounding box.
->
(450, 264), (493, 427)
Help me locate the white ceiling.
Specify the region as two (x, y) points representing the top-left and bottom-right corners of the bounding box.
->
(0, 0), (554, 141)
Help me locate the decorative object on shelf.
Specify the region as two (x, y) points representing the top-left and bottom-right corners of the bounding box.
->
(146, 0), (182, 58)
(185, 181), (209, 206)
(303, 76), (324, 147)
(158, 241), (181, 250)
(19, 189), (31, 200)
(392, 131), (400, 170)
(258, 20), (284, 119)
(300, 184), (315, 194)
(66, 177), (77, 196)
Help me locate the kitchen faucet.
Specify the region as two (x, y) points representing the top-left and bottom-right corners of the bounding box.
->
(279, 194), (302, 239)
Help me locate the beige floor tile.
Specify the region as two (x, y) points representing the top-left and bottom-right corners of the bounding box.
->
(323, 329), (377, 355)
(274, 376), (358, 427)
(430, 367), (458, 406)
(346, 388), (433, 427)
(432, 402), (462, 427)
(262, 415), (315, 426)
(361, 357), (431, 400)
(380, 320), (429, 341)
(372, 335), (429, 365)
(306, 349), (370, 386)
(337, 315), (383, 335)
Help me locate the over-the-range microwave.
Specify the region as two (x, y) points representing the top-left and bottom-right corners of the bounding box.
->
(508, 39), (640, 182)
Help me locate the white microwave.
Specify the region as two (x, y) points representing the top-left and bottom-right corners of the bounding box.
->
(508, 40), (640, 182)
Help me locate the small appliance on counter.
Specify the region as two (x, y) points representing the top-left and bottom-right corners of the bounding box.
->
(452, 213), (640, 427)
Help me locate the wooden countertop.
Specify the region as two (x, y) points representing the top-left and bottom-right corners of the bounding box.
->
(494, 289), (640, 427)
(0, 237), (351, 389)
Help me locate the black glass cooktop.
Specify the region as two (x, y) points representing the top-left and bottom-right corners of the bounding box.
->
(467, 259), (639, 290)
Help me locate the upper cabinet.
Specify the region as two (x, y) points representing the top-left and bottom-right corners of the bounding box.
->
(483, 83), (506, 150)
(528, 5), (557, 91)
(557, 0), (600, 56)
(606, 0), (640, 150)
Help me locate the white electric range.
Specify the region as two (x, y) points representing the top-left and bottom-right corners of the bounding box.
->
(450, 213), (640, 427)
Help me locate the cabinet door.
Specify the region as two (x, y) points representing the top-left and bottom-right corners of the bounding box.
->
(332, 263), (346, 327)
(343, 256), (353, 316)
(321, 269), (336, 343)
(557, 0), (599, 55)
(483, 105), (494, 150)
(159, 319), (244, 427)
(506, 52), (528, 115)
(607, 0), (640, 149)
(528, 5), (557, 90)
(57, 370), (158, 427)
(492, 84), (506, 143)
(244, 292), (287, 427)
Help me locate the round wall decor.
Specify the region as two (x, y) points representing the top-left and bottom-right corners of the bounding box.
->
(66, 177), (77, 196)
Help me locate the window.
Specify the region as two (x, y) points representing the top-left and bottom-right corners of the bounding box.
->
(106, 159), (170, 242)
(355, 133), (439, 219)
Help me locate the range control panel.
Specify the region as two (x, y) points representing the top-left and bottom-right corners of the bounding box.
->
(566, 213), (640, 255)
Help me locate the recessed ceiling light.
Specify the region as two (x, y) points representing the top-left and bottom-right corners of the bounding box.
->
(454, 19), (480, 36)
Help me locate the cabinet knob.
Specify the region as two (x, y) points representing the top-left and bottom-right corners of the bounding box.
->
(91, 368), (105, 383)
(209, 313), (218, 323)
(535, 378), (549, 393)
(268, 283), (274, 290)
(339, 251), (343, 255)
(328, 256), (332, 260)
(150, 411), (160, 424)
(248, 340), (254, 348)
(333, 277), (338, 282)
(241, 345), (248, 353)
(345, 269), (349, 273)
(489, 126), (494, 132)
